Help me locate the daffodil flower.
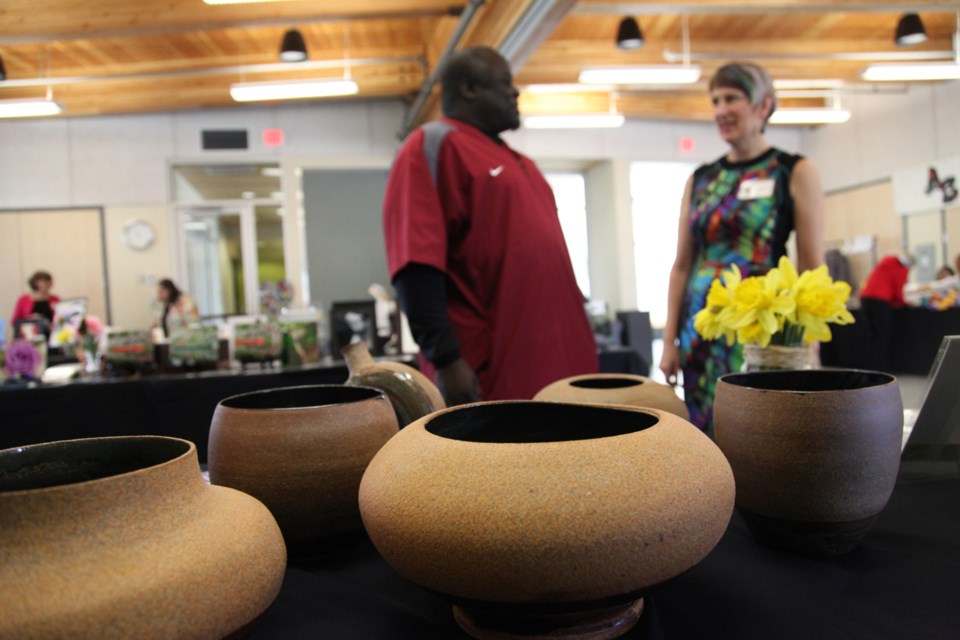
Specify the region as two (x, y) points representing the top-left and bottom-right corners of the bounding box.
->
(692, 256), (854, 348)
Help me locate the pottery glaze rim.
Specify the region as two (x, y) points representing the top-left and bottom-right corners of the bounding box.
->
(0, 435), (195, 495)
(216, 383), (386, 411)
(718, 368), (897, 394)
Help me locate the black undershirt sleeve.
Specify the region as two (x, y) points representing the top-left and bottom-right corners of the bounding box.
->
(393, 263), (461, 369)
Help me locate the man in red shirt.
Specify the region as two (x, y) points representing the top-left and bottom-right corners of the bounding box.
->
(383, 46), (597, 404)
(859, 254), (912, 371)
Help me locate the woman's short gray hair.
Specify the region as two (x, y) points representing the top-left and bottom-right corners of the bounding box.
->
(709, 62), (777, 127)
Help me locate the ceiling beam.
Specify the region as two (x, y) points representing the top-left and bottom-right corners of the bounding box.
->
(0, 0), (462, 44)
(409, 0), (580, 132)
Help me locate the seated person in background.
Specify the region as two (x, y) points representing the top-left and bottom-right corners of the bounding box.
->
(904, 264), (960, 310)
(12, 270), (59, 337)
(153, 278), (199, 337)
(860, 255), (912, 371)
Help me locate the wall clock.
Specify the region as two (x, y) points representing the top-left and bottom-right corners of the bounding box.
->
(122, 219), (156, 251)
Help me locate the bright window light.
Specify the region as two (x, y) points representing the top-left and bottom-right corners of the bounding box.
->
(579, 65), (701, 85)
(523, 113), (625, 129)
(769, 108), (851, 124)
(0, 98), (63, 118)
(230, 79), (359, 102)
(861, 63), (960, 82)
(545, 173), (590, 297)
(630, 161), (696, 329)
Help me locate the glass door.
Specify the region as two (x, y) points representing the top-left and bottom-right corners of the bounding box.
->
(176, 204), (259, 318)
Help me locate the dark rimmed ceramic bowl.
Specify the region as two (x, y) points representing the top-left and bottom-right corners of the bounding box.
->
(714, 368), (902, 557)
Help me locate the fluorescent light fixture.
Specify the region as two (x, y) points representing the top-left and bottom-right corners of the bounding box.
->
(773, 79), (844, 90)
(523, 113), (626, 129)
(861, 62), (960, 82)
(230, 79), (359, 102)
(769, 108), (851, 125)
(522, 83), (614, 94)
(204, 0), (295, 5)
(0, 98), (63, 118)
(579, 65), (701, 85)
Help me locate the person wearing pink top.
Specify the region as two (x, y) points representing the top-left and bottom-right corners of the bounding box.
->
(11, 270), (60, 338)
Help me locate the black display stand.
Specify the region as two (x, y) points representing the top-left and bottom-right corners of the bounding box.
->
(251, 461), (960, 639)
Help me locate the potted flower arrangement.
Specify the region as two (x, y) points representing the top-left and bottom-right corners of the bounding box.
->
(2, 339), (45, 382)
(693, 256), (855, 370)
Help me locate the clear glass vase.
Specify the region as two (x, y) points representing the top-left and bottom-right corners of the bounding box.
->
(742, 343), (815, 372)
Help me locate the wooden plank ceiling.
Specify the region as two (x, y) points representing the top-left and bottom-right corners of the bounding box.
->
(0, 0), (957, 126)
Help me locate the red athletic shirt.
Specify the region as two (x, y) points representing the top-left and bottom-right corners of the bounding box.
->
(383, 118), (598, 400)
(860, 256), (909, 308)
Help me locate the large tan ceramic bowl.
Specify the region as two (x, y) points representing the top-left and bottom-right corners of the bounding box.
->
(208, 384), (398, 551)
(534, 373), (689, 420)
(0, 436), (286, 639)
(714, 369), (902, 556)
(359, 401), (734, 640)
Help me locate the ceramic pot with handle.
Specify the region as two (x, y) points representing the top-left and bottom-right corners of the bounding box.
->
(342, 341), (445, 427)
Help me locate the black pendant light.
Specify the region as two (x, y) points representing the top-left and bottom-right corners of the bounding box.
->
(895, 13), (928, 46)
(616, 16), (644, 51)
(279, 28), (308, 62)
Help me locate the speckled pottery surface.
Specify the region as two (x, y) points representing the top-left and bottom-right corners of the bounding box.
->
(359, 401), (734, 640)
(342, 342), (445, 427)
(0, 436), (286, 640)
(534, 373), (689, 420)
(714, 369), (902, 557)
(208, 384), (398, 549)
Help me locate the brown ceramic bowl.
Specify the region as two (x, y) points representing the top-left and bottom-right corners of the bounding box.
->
(534, 373), (689, 420)
(0, 436), (286, 639)
(208, 384), (398, 551)
(359, 401), (734, 640)
(714, 369), (902, 557)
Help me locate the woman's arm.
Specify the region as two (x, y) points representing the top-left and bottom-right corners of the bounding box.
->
(790, 158), (827, 271)
(659, 175), (697, 386)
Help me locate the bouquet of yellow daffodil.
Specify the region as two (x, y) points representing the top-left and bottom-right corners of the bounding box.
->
(694, 256), (855, 348)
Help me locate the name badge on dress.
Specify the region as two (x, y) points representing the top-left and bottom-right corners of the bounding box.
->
(737, 178), (776, 200)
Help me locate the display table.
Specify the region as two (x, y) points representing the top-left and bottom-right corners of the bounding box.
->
(251, 461), (959, 639)
(0, 351), (639, 462)
(0, 361), (352, 462)
(821, 307), (960, 375)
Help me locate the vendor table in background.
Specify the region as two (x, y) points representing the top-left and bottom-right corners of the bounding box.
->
(821, 307), (960, 375)
(0, 362), (350, 462)
(251, 461), (959, 639)
(0, 350), (645, 461)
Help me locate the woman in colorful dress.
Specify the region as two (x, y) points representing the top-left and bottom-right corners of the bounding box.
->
(659, 62), (826, 436)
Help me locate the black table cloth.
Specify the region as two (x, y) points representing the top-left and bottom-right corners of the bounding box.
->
(251, 461), (960, 639)
(821, 307), (960, 376)
(0, 363), (350, 462)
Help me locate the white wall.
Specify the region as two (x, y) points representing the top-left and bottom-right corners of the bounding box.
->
(0, 99), (406, 210)
(800, 81), (960, 193)
(1, 81), (957, 324)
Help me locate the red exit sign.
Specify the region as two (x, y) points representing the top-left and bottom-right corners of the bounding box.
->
(263, 128), (285, 147)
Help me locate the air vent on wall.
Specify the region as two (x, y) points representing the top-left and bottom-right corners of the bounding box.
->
(201, 129), (249, 150)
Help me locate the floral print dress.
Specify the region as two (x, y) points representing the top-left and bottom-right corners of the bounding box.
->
(679, 147), (800, 436)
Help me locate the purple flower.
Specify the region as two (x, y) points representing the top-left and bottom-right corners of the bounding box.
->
(4, 340), (40, 378)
